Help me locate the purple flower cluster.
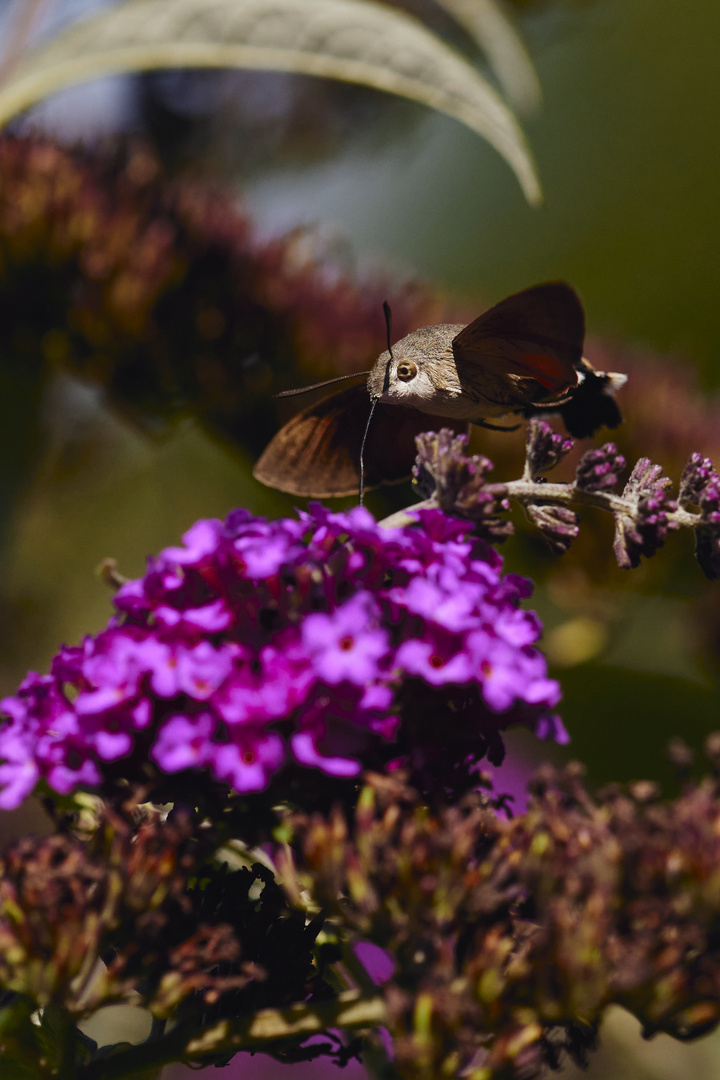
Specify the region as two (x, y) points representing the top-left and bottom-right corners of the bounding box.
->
(673, 452), (720, 578)
(0, 506), (564, 809)
(696, 482), (720, 579)
(613, 458), (679, 569)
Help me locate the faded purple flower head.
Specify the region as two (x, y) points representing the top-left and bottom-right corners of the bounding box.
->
(0, 505), (563, 808)
(621, 457), (671, 501)
(524, 503), (580, 555)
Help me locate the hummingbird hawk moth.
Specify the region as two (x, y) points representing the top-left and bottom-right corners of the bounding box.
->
(253, 282), (626, 499)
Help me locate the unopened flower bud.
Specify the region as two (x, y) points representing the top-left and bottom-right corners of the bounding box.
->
(525, 503), (580, 554)
(679, 453), (718, 508)
(525, 419), (574, 479)
(575, 444), (626, 493)
(693, 479), (720, 579)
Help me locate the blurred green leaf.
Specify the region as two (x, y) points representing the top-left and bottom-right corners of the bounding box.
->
(0, 999), (85, 1080)
(0, 0), (540, 203)
(558, 664), (720, 789)
(435, 0), (541, 112)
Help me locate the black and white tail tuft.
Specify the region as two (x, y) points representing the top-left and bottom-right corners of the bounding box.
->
(524, 358), (627, 439)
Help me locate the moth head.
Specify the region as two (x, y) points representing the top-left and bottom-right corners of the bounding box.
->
(367, 328), (452, 405)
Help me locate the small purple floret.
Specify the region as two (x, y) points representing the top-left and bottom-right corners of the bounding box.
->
(302, 592), (389, 686)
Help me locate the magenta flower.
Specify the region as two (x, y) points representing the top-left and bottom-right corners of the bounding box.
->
(0, 504), (564, 808)
(213, 641), (312, 725)
(74, 631), (149, 716)
(212, 733), (286, 792)
(0, 674), (101, 806)
(395, 631), (475, 686)
(150, 712), (216, 772)
(291, 730), (363, 779)
(466, 631), (560, 714)
(291, 681), (400, 777)
(390, 574), (484, 633)
(302, 593), (390, 685)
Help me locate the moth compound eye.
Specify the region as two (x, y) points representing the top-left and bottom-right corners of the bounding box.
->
(396, 360), (418, 382)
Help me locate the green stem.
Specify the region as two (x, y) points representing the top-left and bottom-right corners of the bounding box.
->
(47, 1005), (77, 1080)
(339, 940), (403, 1080)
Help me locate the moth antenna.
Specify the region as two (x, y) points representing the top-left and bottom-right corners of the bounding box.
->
(275, 370), (371, 398)
(359, 398), (377, 506)
(383, 300), (394, 360)
(381, 300), (395, 394)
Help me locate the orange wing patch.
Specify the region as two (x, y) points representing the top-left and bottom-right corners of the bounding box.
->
(519, 352), (577, 391)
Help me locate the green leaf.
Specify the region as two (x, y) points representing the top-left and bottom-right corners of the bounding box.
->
(0, 0), (540, 204)
(0, 1000), (58, 1080)
(435, 0), (541, 113)
(0, 998), (35, 1040)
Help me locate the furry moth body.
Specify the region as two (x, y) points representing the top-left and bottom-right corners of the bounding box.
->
(254, 282), (626, 498)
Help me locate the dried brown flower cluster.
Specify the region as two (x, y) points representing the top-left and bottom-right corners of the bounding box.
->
(0, 799), (334, 1077)
(0, 135), (437, 454)
(0, 807), (243, 1017)
(4, 748), (720, 1076)
(290, 747), (720, 1079)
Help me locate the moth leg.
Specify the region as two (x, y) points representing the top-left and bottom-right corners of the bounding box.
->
(473, 419), (522, 432)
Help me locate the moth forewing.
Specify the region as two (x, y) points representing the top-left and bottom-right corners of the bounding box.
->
(452, 281), (584, 399)
(252, 381), (470, 499)
(454, 281), (585, 363)
(253, 384), (371, 498)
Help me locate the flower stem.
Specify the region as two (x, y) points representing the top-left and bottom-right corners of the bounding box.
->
(380, 481), (701, 531)
(78, 992), (387, 1080)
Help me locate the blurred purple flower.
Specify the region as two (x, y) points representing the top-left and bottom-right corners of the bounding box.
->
(695, 478), (720, 580)
(679, 453), (718, 509)
(212, 731), (287, 792)
(151, 712), (217, 773)
(396, 629), (475, 686)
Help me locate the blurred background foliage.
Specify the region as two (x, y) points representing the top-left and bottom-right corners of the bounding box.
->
(1, 0), (720, 1073)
